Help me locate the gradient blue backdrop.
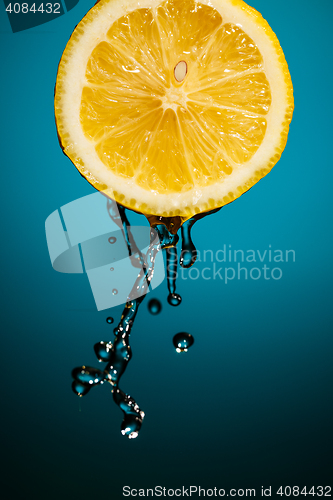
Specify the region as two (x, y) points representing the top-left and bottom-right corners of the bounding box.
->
(1, 1), (332, 498)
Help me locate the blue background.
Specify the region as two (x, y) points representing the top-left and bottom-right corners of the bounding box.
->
(1, 0), (332, 498)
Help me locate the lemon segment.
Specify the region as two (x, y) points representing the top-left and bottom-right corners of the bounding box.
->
(55, 0), (294, 217)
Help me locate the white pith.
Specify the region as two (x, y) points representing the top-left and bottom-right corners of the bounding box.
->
(56, 0), (293, 216)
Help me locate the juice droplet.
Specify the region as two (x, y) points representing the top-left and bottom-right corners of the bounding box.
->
(72, 380), (91, 397)
(106, 317), (114, 324)
(112, 289), (118, 295)
(108, 236), (117, 244)
(72, 366), (105, 385)
(180, 219), (197, 268)
(114, 389), (144, 439)
(167, 293), (182, 307)
(120, 415), (143, 439)
(165, 246), (182, 306)
(180, 208), (223, 268)
(173, 332), (194, 353)
(148, 298), (162, 315)
(147, 215), (182, 235)
(94, 341), (113, 362)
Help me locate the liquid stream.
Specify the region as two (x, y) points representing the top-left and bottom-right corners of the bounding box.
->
(72, 204), (220, 438)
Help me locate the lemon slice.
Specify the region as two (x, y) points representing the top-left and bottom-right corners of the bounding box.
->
(55, 0), (293, 218)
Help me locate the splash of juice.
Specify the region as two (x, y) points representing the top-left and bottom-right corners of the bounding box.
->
(72, 203), (220, 438)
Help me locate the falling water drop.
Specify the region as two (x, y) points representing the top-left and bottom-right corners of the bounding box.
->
(106, 317), (114, 324)
(94, 341), (113, 362)
(148, 298), (162, 315)
(180, 207), (222, 268)
(113, 389), (145, 439)
(120, 414), (142, 439)
(108, 236), (117, 244)
(165, 246), (182, 306)
(72, 366), (105, 385)
(167, 293), (182, 306)
(180, 219), (197, 268)
(172, 332), (194, 353)
(72, 380), (91, 397)
(112, 289), (118, 295)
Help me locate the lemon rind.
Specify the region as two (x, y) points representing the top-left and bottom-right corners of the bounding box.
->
(55, 0), (294, 218)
